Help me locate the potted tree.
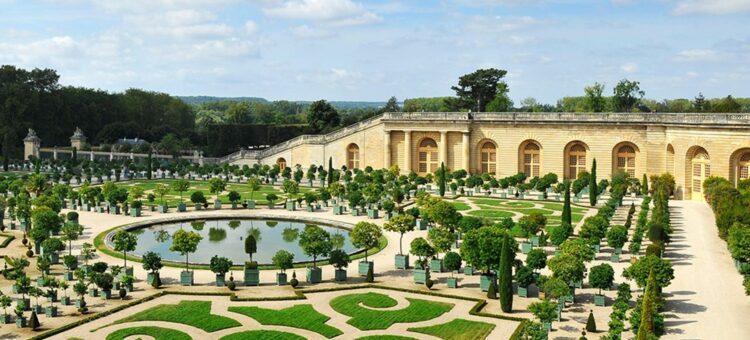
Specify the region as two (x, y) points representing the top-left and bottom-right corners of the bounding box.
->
(169, 229), (203, 286)
(0, 295), (11, 324)
(172, 179), (190, 212)
(529, 299), (558, 331)
(58, 281), (70, 306)
(606, 225), (628, 262)
(210, 255), (233, 287)
(44, 278), (59, 317)
(246, 177), (261, 209)
(244, 235), (259, 286)
(350, 222), (382, 277)
(142, 251), (163, 286)
(73, 280), (88, 312)
(120, 275), (134, 292)
(282, 180), (299, 211)
(410, 237), (434, 284)
(329, 249), (351, 282)
(381, 200), (395, 221)
(41, 238), (64, 264)
(384, 215), (415, 269)
(427, 227), (455, 273)
(209, 177), (226, 209)
(190, 191), (206, 210)
(112, 229), (137, 278)
(515, 265), (535, 298)
(266, 193), (278, 209)
(304, 192), (318, 212)
(444, 251), (462, 288)
(228, 190), (241, 209)
(128, 186), (144, 217)
(299, 225), (332, 284)
(95, 273), (114, 300)
(14, 302), (26, 328)
(272, 250), (294, 285)
(154, 184), (170, 213)
(589, 263), (614, 306)
(147, 193), (156, 211)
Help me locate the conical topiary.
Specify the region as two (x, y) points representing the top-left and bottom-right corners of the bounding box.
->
(29, 311), (40, 330)
(425, 278), (434, 289)
(586, 310), (596, 332)
(487, 281), (497, 299)
(365, 266), (374, 283)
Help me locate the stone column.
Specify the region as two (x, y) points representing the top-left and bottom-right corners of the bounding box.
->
(404, 130), (412, 173)
(462, 132), (470, 173)
(439, 131), (448, 167)
(384, 130), (391, 169)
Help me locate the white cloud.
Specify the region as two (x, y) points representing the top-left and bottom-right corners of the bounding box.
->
(673, 49), (722, 62)
(465, 15), (541, 33)
(263, 0), (382, 26)
(621, 62), (638, 73)
(673, 0), (750, 15)
(244, 21), (258, 34)
(290, 25), (334, 39)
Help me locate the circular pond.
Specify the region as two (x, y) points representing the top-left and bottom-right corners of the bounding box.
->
(128, 219), (359, 265)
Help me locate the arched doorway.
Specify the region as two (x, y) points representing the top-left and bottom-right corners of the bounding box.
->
(687, 147), (710, 200)
(730, 148), (750, 186)
(519, 140), (541, 178)
(666, 144), (675, 174)
(347, 143), (360, 170)
(479, 141), (497, 174)
(417, 138), (438, 174)
(276, 157), (287, 171)
(613, 143), (637, 178)
(564, 142), (588, 180)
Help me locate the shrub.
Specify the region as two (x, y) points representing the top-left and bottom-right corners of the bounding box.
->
(744, 277), (750, 296)
(289, 271), (299, 288)
(425, 278), (434, 289)
(486, 281), (497, 299)
(645, 243), (663, 257)
(586, 310), (596, 332)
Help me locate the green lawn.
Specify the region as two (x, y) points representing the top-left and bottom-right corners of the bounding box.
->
(467, 210), (515, 220)
(220, 330), (306, 340)
(228, 304), (342, 338)
(330, 292), (453, 330)
(451, 202), (471, 211)
(106, 326), (191, 340)
(357, 336), (417, 340)
(408, 319), (496, 340)
(112, 301), (240, 332)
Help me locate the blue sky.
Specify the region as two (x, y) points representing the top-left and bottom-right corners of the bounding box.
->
(1, 0), (748, 103)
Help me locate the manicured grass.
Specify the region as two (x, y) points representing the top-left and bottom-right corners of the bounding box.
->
(112, 301), (241, 332)
(501, 201), (536, 208)
(408, 319), (496, 340)
(106, 326), (191, 340)
(220, 330), (306, 340)
(451, 202), (471, 211)
(467, 210), (515, 220)
(357, 336), (417, 340)
(469, 198), (505, 206)
(512, 208), (556, 216)
(330, 292), (453, 330)
(228, 304), (342, 338)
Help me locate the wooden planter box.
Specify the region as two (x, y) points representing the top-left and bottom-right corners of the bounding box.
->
(416, 219), (428, 230)
(276, 272), (287, 286)
(178, 203), (187, 212)
(129, 208), (141, 217)
(480, 274), (497, 292)
(367, 209), (379, 219)
(447, 277), (458, 288)
(594, 294), (606, 306)
(430, 259), (443, 273)
(306, 267), (322, 283)
(215, 273), (226, 287)
(286, 202), (296, 211)
(521, 242), (532, 254)
(244, 268), (260, 286)
(45, 306), (57, 317)
(518, 286), (528, 298)
(214, 201), (222, 210)
(358, 261), (373, 276)
(413, 268), (430, 284)
(395, 254), (409, 269)
(463, 266), (474, 276)
(158, 205), (168, 213)
(333, 206), (344, 215)
(180, 271), (194, 286)
(246, 200), (256, 209)
(334, 269), (347, 282)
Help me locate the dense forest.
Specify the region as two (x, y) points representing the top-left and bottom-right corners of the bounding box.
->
(1, 65), (748, 161)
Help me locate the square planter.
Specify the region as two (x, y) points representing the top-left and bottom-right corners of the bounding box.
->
(543, 322), (552, 332)
(367, 209), (379, 219)
(15, 317), (26, 328)
(180, 271), (194, 286)
(430, 259), (444, 273)
(146, 272), (156, 285)
(0, 314), (10, 324)
(447, 277), (458, 288)
(214, 201), (222, 210)
(45, 306), (57, 317)
(159, 205), (168, 213)
(16, 298), (30, 311)
(306, 205), (314, 212)
(111, 206), (120, 215)
(194, 204), (203, 211)
(244, 268), (260, 286)
(306, 267), (322, 283)
(611, 254), (620, 262)
(276, 272), (287, 286)
(591, 243), (601, 253)
(178, 203), (187, 212)
(215, 273), (226, 287)
(267, 203), (275, 209)
(480, 274), (497, 292)
(521, 242), (532, 254)
(129, 208), (141, 217)
(334, 269), (347, 281)
(351, 208), (361, 217)
(413, 268), (430, 284)
(101, 290), (112, 300)
(231, 202), (238, 209)
(60, 296), (71, 306)
(594, 294), (606, 306)
(246, 200), (256, 209)
(395, 254), (409, 269)
(565, 287), (576, 303)
(333, 206), (344, 215)
(530, 235), (540, 247)
(463, 266), (474, 276)
(358, 261), (374, 277)
(286, 202), (296, 211)
(416, 219), (428, 230)
(518, 286), (528, 298)
(49, 252), (60, 264)
(75, 299), (86, 308)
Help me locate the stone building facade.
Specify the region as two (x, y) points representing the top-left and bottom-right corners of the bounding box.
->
(240, 112), (750, 201)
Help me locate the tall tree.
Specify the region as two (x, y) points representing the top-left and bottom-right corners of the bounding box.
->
(692, 92), (709, 112)
(449, 68), (508, 112)
(307, 100), (340, 133)
(642, 173), (649, 194)
(636, 270), (658, 339)
(712, 95), (742, 113)
(498, 234), (513, 313)
(589, 158), (598, 206)
(485, 82), (513, 112)
(583, 82), (606, 112)
(438, 162), (446, 197)
(382, 96), (401, 112)
(327, 157), (333, 187)
(562, 181), (572, 226)
(612, 79), (645, 112)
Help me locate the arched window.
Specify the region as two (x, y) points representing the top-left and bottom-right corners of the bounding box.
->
(616, 145), (636, 177)
(738, 152), (750, 182)
(276, 158), (287, 171)
(690, 148), (710, 199)
(566, 143), (587, 180)
(666, 144), (675, 174)
(418, 138), (438, 174)
(347, 143), (360, 170)
(480, 141), (497, 174)
(522, 142), (541, 178)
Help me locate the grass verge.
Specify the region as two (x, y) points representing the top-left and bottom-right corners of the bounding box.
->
(330, 292), (453, 330)
(106, 326), (192, 340)
(219, 330), (306, 340)
(111, 300), (240, 332)
(408, 318), (496, 340)
(228, 304), (342, 338)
